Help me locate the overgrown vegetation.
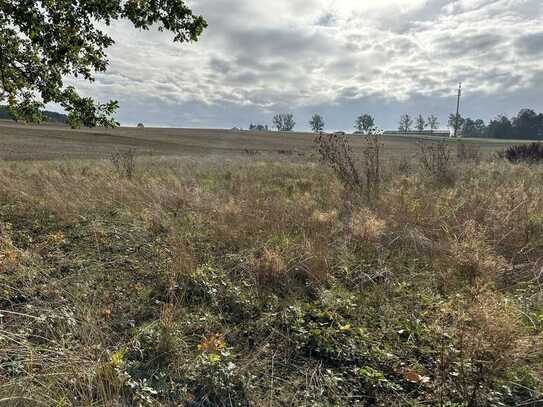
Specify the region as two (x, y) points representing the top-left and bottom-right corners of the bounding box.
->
(315, 131), (382, 202)
(110, 149), (137, 179)
(499, 142), (543, 163)
(0, 146), (542, 405)
(417, 140), (453, 183)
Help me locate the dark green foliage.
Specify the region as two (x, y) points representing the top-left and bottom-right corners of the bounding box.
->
(462, 118), (486, 138)
(0, 0), (206, 127)
(458, 109), (543, 140)
(513, 108), (543, 139)
(486, 115), (514, 139)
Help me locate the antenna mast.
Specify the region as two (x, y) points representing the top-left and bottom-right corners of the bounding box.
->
(454, 82), (462, 138)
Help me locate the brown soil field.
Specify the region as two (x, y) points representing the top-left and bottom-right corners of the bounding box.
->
(0, 120), (517, 161)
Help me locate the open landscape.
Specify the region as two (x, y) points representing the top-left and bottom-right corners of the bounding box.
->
(0, 123), (542, 405)
(2, 0), (543, 405)
(0, 121), (521, 162)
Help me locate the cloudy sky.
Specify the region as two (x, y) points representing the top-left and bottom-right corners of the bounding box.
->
(73, 0), (543, 131)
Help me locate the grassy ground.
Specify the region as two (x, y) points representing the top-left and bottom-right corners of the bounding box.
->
(0, 121), (518, 161)
(0, 132), (542, 406)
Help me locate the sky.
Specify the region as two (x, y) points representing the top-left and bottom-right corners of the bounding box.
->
(70, 0), (543, 131)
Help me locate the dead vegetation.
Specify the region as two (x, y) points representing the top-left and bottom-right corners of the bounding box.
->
(315, 131), (382, 202)
(110, 148), (137, 178)
(499, 142), (543, 163)
(0, 145), (542, 405)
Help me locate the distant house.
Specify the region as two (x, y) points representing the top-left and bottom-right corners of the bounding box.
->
(137, 123), (144, 128)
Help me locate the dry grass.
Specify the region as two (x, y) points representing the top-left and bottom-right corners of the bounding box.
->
(0, 147), (541, 405)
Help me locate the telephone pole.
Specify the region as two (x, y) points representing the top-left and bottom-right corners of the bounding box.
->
(453, 82), (462, 138)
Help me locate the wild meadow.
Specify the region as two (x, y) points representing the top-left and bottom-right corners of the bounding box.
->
(0, 138), (542, 406)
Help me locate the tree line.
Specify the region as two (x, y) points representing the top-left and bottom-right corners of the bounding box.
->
(254, 109), (543, 140)
(250, 113), (379, 134)
(0, 105), (68, 124)
(398, 114), (440, 134)
(455, 109), (543, 140)
(398, 109), (543, 139)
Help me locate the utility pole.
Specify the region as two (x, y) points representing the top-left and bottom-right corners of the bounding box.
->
(453, 82), (462, 138)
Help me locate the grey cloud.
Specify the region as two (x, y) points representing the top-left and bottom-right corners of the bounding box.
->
(209, 57), (232, 74)
(223, 27), (334, 60)
(432, 31), (507, 58)
(63, 0), (543, 131)
(230, 71), (259, 85)
(516, 32), (543, 55)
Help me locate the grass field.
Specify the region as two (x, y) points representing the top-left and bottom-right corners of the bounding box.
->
(0, 122), (542, 406)
(0, 121), (519, 161)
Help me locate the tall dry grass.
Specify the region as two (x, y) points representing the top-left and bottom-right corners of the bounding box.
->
(0, 148), (541, 405)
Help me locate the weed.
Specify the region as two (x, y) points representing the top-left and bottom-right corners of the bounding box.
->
(0, 154), (541, 405)
(315, 131), (382, 202)
(110, 148), (136, 178)
(417, 140), (454, 183)
(456, 141), (481, 162)
(499, 142), (543, 163)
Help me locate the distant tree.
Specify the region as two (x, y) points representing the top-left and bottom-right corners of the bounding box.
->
(0, 105), (67, 123)
(272, 116), (281, 131)
(462, 118), (486, 138)
(448, 113), (465, 136)
(137, 123), (144, 128)
(486, 115), (514, 139)
(0, 0), (206, 128)
(273, 113), (295, 132)
(309, 114), (324, 133)
(398, 114), (413, 134)
(512, 109), (543, 139)
(473, 119), (486, 137)
(415, 114), (426, 132)
(462, 118), (476, 138)
(283, 115), (295, 131)
(427, 115), (439, 135)
(355, 114), (375, 133)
